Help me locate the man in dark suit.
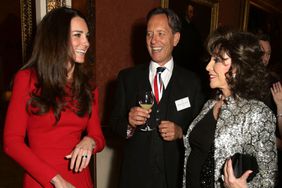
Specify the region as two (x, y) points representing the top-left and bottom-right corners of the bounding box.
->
(109, 7), (204, 188)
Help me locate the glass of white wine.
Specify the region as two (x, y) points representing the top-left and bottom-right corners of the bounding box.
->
(139, 91), (154, 131)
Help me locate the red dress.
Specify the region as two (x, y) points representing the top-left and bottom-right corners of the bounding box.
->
(3, 69), (105, 188)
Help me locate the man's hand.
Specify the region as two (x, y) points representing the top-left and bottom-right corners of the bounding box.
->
(128, 107), (151, 128)
(158, 121), (183, 141)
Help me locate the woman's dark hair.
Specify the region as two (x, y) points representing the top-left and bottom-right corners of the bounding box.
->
(207, 28), (270, 101)
(22, 7), (95, 123)
(146, 7), (181, 34)
(257, 33), (270, 43)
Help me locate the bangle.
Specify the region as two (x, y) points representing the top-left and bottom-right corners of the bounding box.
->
(277, 114), (282, 118)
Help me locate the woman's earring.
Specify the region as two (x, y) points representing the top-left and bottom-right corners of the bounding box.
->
(232, 73), (236, 79)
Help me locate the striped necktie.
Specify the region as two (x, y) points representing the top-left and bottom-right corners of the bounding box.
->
(154, 67), (166, 103)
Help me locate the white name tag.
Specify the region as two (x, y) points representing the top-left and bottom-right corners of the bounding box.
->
(175, 97), (191, 111)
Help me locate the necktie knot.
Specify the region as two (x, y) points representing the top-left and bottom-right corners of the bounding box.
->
(157, 67), (166, 74)
(154, 67), (166, 104)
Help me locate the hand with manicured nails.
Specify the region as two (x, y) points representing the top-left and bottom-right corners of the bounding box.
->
(223, 158), (252, 188)
(271, 81), (282, 150)
(271, 82), (282, 109)
(65, 136), (95, 172)
(51, 174), (75, 188)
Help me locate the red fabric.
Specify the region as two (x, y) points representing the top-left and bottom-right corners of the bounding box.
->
(3, 69), (105, 188)
(154, 74), (159, 103)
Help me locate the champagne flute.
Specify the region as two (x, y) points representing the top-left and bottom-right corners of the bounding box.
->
(139, 91), (154, 131)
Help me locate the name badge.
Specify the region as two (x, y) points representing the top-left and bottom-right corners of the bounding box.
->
(175, 97), (191, 111)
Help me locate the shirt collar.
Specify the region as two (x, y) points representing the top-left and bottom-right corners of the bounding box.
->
(149, 58), (174, 74)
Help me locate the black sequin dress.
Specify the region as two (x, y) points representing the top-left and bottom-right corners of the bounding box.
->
(186, 109), (216, 188)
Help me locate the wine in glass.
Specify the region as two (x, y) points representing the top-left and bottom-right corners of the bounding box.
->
(139, 91), (154, 131)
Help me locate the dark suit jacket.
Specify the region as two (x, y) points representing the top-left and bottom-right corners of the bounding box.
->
(109, 63), (204, 188)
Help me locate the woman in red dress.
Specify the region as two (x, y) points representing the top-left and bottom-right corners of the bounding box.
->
(3, 7), (105, 188)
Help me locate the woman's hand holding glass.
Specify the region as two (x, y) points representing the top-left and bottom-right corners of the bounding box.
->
(65, 136), (95, 172)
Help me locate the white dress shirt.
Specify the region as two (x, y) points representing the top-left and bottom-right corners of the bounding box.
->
(149, 58), (174, 101)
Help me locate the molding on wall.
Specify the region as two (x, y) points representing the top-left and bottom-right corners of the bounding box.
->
(164, 0), (219, 33)
(242, 0), (282, 31)
(192, 0), (219, 33)
(35, 0), (72, 24)
(161, 0), (169, 8)
(20, 0), (33, 64)
(250, 0), (282, 13)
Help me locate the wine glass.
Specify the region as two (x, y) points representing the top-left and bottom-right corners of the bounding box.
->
(138, 91), (154, 131)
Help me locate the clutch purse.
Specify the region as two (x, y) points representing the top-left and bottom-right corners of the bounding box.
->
(231, 153), (259, 182)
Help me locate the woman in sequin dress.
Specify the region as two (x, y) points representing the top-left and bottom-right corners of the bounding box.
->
(182, 30), (277, 188)
(3, 7), (105, 188)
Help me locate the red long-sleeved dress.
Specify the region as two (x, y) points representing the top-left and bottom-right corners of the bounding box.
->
(3, 69), (105, 188)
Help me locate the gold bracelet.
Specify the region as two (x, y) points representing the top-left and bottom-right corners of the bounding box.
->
(277, 114), (282, 117)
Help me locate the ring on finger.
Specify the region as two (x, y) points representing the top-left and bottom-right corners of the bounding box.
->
(82, 154), (88, 158)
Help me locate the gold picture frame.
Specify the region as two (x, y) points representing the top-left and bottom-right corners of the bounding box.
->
(20, 0), (33, 64)
(161, 0), (219, 33)
(241, 0), (282, 66)
(20, 0), (72, 63)
(161, 0), (169, 8)
(36, 0), (72, 24)
(47, 0), (68, 12)
(241, 0), (282, 31)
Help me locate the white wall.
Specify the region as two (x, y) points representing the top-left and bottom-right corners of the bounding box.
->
(96, 138), (124, 188)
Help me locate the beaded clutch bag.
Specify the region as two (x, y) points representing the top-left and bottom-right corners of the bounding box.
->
(231, 153), (259, 182)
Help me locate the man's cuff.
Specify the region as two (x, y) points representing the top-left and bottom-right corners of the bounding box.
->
(126, 125), (135, 139)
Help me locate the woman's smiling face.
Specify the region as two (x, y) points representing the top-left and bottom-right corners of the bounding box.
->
(70, 16), (90, 64)
(206, 52), (232, 96)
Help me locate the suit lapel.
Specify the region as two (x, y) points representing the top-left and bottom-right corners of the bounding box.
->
(136, 64), (152, 98)
(159, 65), (178, 104)
(157, 65), (179, 120)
